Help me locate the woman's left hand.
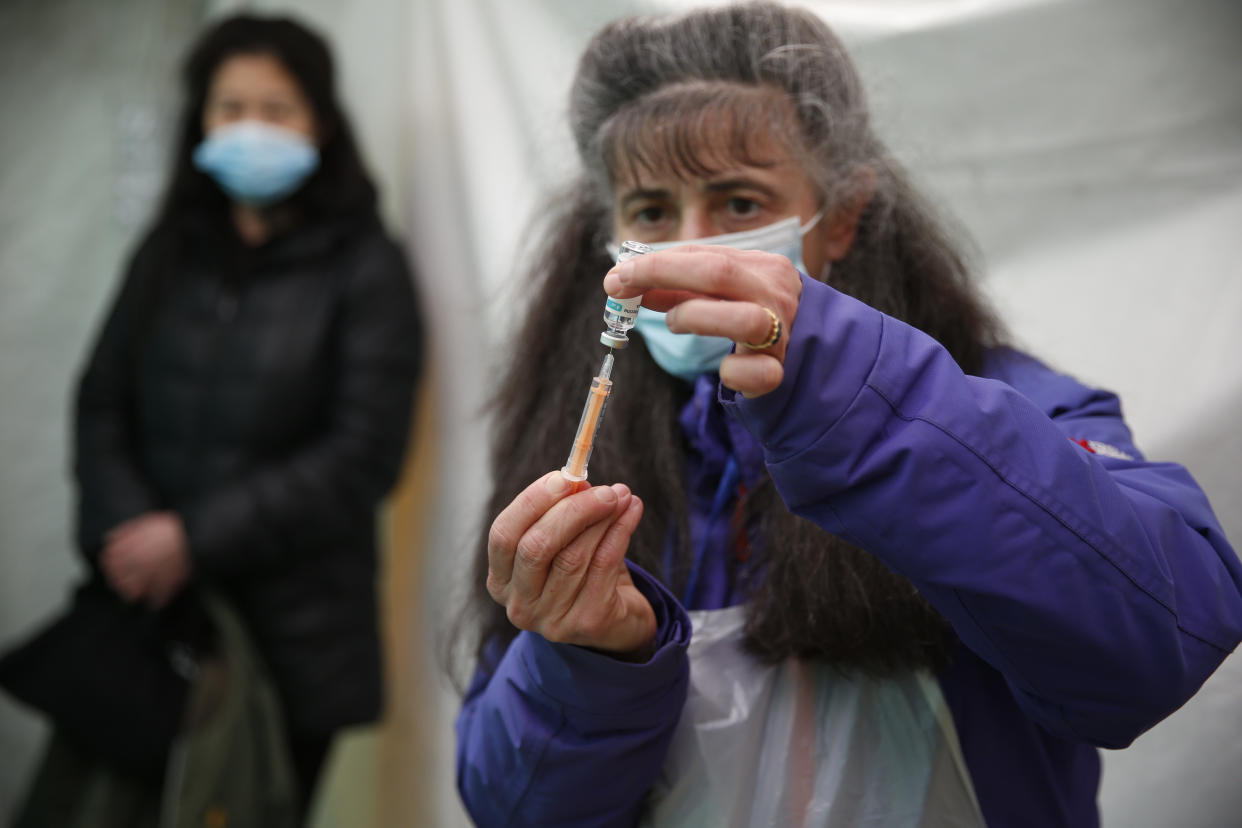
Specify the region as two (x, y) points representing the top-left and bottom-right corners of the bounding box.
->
(100, 511), (192, 608)
(603, 245), (802, 397)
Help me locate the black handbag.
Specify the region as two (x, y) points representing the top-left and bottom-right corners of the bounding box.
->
(0, 577), (212, 784)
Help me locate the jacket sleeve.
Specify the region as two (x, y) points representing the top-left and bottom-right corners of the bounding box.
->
(456, 563), (692, 827)
(182, 237), (423, 578)
(722, 274), (1242, 749)
(74, 238), (164, 560)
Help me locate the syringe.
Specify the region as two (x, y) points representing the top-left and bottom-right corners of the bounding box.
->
(560, 241), (651, 482)
(561, 352), (614, 482)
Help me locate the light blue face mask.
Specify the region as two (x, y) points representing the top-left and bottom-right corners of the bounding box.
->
(192, 120), (319, 206)
(611, 212), (823, 382)
(632, 308), (737, 383)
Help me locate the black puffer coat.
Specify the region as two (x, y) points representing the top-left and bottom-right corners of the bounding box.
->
(73, 209), (422, 735)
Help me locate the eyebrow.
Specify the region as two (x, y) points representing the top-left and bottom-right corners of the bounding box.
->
(617, 176), (780, 209)
(617, 188), (669, 210)
(702, 177), (780, 199)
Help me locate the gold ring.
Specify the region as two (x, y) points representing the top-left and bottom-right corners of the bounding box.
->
(742, 306), (782, 350)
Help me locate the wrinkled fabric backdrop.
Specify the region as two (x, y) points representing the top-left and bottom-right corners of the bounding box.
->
(1, 0), (1238, 825)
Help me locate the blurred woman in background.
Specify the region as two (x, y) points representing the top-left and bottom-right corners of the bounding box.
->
(69, 12), (421, 819)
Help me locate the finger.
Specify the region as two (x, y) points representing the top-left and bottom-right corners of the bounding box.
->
(488, 472), (586, 594)
(112, 570), (148, 603)
(570, 496), (650, 650)
(586, 494), (644, 580)
(99, 543), (119, 572)
(632, 288), (702, 313)
(144, 547), (189, 610)
(508, 484), (624, 606)
(719, 352), (786, 398)
(604, 246), (789, 302)
(104, 528), (146, 560)
(666, 299), (785, 353)
(99, 543), (134, 578)
(535, 485), (633, 624)
(100, 541), (147, 596)
(105, 515), (147, 543)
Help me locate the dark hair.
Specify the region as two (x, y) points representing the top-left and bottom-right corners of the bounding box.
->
(459, 2), (1007, 683)
(153, 14), (377, 232)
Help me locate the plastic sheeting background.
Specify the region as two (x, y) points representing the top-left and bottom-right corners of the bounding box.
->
(1, 0), (1238, 825)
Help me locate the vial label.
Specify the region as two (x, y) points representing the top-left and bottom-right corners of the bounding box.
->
(605, 296), (641, 322)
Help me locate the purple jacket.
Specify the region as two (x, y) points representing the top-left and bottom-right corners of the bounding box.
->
(457, 275), (1242, 827)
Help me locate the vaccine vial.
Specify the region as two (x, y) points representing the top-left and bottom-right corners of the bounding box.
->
(600, 240), (652, 348)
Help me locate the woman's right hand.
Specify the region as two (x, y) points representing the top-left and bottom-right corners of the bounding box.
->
(486, 471), (654, 659)
(603, 246), (804, 398)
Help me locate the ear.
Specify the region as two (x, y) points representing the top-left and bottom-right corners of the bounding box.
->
(819, 165), (876, 261)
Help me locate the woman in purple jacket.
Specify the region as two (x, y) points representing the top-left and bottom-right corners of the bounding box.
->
(456, 3), (1242, 826)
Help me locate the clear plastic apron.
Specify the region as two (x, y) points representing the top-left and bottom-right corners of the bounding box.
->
(640, 605), (986, 828)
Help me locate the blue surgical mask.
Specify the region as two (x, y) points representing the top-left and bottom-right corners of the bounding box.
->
(610, 212), (823, 382)
(632, 309), (737, 383)
(192, 120), (319, 206)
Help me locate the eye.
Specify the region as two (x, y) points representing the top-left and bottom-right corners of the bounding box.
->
(726, 197), (762, 219)
(631, 205), (667, 227)
(212, 98), (244, 117)
(263, 100), (295, 121)
(615, 192), (675, 241)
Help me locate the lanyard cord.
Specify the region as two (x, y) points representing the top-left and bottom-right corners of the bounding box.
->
(680, 454), (741, 607)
